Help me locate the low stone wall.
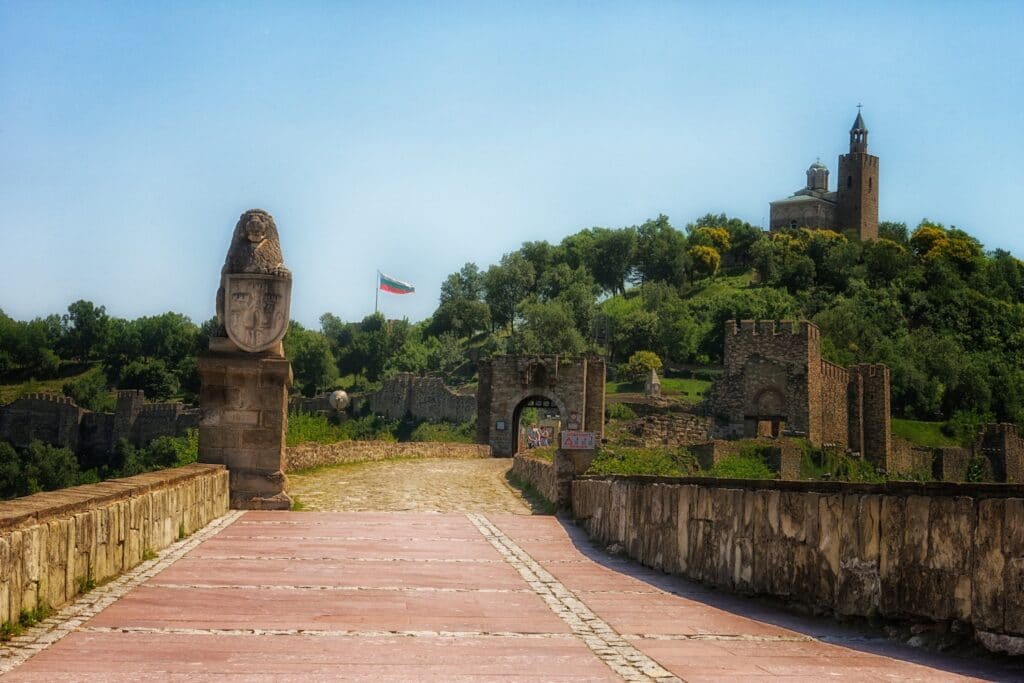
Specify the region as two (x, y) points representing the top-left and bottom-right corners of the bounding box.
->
(511, 453), (558, 505)
(571, 475), (1024, 654)
(0, 464), (228, 625)
(285, 441), (491, 471)
(627, 412), (713, 446)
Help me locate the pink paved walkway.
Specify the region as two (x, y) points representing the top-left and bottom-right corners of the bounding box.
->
(3, 511), (1019, 681)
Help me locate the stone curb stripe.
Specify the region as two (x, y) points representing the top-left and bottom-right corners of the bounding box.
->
(467, 513), (680, 683)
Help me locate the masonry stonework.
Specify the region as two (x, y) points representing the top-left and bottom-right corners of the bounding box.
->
(476, 355), (605, 457)
(571, 476), (1024, 654)
(199, 209), (294, 510)
(0, 391), (198, 461)
(706, 320), (892, 466)
(770, 111), (879, 241)
(361, 373), (476, 423)
(0, 464), (228, 624)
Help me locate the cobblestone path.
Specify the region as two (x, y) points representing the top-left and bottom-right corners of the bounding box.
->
(2, 458), (1018, 680)
(287, 456), (531, 513)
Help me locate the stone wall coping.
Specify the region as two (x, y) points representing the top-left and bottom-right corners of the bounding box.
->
(0, 463), (226, 532)
(575, 473), (1024, 499)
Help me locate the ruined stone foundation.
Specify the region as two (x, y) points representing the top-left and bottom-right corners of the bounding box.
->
(198, 350), (292, 509)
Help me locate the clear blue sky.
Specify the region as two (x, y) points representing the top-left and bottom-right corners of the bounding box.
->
(2, 1), (1022, 328)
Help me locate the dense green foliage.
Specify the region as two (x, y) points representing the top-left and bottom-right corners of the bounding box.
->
(3, 213), (1022, 431)
(0, 431), (198, 500)
(286, 412), (475, 446)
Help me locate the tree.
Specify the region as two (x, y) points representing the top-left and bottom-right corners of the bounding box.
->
(624, 351), (662, 380)
(119, 359), (179, 399)
(687, 245), (721, 280)
(513, 300), (586, 355)
(590, 228), (636, 295)
(60, 300), (110, 362)
(284, 322), (338, 397)
(634, 214), (688, 285)
(483, 252), (535, 335)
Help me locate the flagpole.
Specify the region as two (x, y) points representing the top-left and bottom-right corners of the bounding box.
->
(374, 270), (379, 314)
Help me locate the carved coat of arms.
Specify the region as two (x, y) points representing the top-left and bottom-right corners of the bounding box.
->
(224, 273), (291, 352)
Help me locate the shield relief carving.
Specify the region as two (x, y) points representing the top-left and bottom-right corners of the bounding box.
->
(224, 274), (291, 352)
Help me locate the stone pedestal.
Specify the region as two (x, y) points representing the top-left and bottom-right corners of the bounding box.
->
(198, 348), (292, 510)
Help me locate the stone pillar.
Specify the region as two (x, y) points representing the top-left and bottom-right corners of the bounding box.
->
(199, 208), (294, 510)
(199, 350), (292, 509)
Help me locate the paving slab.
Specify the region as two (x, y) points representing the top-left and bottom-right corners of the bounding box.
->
(4, 460), (1021, 681)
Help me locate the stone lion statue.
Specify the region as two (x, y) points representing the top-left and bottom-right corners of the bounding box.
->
(216, 209), (292, 328)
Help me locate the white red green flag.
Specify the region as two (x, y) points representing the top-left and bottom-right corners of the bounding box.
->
(378, 272), (415, 295)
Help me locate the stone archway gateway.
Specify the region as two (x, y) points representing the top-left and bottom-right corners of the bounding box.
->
(476, 355), (605, 457)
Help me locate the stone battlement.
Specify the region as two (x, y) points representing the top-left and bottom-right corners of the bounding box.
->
(17, 393), (79, 406)
(138, 402), (183, 414)
(725, 319), (819, 338)
(820, 359), (849, 381)
(1, 389), (197, 458)
(708, 320), (892, 464)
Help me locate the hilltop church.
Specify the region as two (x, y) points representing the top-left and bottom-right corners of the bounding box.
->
(769, 111), (878, 240)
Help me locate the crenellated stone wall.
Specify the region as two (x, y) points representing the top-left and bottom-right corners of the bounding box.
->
(706, 321), (892, 466)
(0, 391), (198, 459)
(356, 373), (476, 423)
(285, 441), (491, 472)
(571, 475), (1024, 654)
(0, 464), (228, 625)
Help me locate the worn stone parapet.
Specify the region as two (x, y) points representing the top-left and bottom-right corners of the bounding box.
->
(285, 441), (491, 472)
(13, 393), (79, 406)
(571, 475), (1024, 654)
(0, 464), (228, 625)
(511, 453), (557, 506)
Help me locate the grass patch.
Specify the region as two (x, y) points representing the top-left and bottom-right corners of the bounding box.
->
(142, 548), (157, 562)
(892, 419), (958, 449)
(76, 575), (96, 595)
(605, 377), (711, 401)
(177, 521), (188, 540)
(707, 454), (776, 480)
(523, 445), (555, 462)
(799, 446), (888, 483)
(587, 446), (699, 477)
(287, 413), (399, 446)
(406, 420), (475, 443)
(681, 270), (756, 301)
(0, 362), (103, 404)
(505, 472), (556, 515)
(18, 602), (54, 629)
(290, 496), (306, 511)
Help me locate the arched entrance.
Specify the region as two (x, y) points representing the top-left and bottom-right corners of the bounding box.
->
(512, 394), (563, 454)
(476, 355), (606, 457)
(745, 386), (787, 438)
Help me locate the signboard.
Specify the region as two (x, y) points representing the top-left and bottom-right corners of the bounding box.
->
(495, 421), (507, 431)
(560, 430), (596, 450)
(567, 411), (579, 430)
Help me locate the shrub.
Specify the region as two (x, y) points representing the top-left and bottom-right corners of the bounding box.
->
(605, 403), (637, 420)
(407, 420), (475, 443)
(624, 351), (663, 380)
(707, 452), (775, 480)
(586, 446), (697, 477)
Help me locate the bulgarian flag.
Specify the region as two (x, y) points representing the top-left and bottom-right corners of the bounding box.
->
(378, 272), (415, 295)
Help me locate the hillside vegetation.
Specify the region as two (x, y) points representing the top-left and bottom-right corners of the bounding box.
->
(3, 214), (1022, 432)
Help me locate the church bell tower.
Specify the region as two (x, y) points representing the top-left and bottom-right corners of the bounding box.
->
(836, 108), (879, 240)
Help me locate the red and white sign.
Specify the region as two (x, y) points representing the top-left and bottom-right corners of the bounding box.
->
(560, 431), (596, 450)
